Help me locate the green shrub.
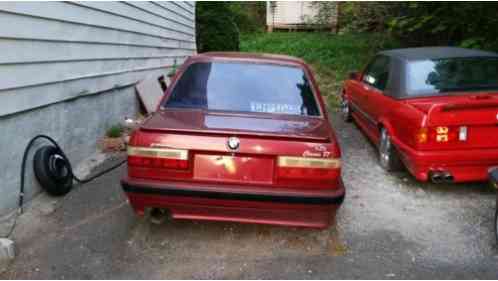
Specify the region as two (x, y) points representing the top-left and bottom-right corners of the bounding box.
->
(339, 2), (400, 33)
(340, 2), (498, 52)
(106, 124), (124, 138)
(196, 2), (240, 53)
(228, 2), (266, 33)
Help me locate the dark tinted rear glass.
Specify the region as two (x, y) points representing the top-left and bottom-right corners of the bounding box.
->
(164, 62), (320, 116)
(407, 57), (498, 96)
(362, 56), (390, 90)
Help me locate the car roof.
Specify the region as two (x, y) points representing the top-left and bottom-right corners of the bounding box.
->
(379, 47), (498, 61)
(193, 52), (306, 66)
(376, 47), (498, 99)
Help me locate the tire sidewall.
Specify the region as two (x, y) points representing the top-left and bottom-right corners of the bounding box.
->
(341, 95), (353, 122)
(379, 128), (403, 172)
(33, 146), (73, 196)
(495, 208), (498, 244)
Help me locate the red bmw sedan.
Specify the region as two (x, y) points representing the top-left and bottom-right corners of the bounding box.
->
(341, 47), (498, 183)
(121, 52), (344, 228)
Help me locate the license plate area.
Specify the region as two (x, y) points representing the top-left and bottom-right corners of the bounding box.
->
(469, 126), (498, 148)
(194, 154), (274, 184)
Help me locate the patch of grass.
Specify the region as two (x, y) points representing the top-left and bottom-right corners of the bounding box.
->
(240, 32), (399, 109)
(106, 124), (125, 138)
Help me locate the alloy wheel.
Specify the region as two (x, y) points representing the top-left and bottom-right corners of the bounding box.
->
(341, 97), (352, 122)
(379, 129), (391, 168)
(495, 209), (498, 244)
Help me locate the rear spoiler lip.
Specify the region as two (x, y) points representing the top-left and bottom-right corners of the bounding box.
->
(440, 101), (498, 111)
(425, 100), (498, 126)
(139, 126), (331, 143)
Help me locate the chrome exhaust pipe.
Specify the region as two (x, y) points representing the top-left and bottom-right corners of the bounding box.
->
(430, 172), (444, 184)
(442, 172), (454, 183)
(430, 171), (454, 183)
(149, 208), (169, 225)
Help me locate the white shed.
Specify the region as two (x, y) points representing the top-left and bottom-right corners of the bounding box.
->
(266, 1), (338, 32)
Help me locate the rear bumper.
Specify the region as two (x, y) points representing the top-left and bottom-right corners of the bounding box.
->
(121, 177), (345, 228)
(394, 141), (498, 182)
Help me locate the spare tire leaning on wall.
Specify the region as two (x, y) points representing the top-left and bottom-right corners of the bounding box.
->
(196, 2), (240, 53)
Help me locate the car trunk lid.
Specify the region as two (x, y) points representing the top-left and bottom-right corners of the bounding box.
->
(141, 109), (331, 142)
(129, 110), (340, 188)
(407, 94), (498, 149)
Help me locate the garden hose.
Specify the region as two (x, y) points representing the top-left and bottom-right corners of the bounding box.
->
(1, 135), (127, 238)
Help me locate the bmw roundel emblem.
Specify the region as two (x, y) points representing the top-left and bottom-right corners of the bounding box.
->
(227, 137), (240, 151)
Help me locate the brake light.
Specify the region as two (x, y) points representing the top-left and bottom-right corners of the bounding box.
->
(127, 146), (189, 169)
(415, 126), (467, 145)
(276, 156), (341, 180)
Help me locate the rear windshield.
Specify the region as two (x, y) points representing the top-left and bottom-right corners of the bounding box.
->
(406, 57), (498, 96)
(163, 62), (320, 116)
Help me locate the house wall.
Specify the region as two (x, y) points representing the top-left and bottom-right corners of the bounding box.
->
(0, 2), (196, 216)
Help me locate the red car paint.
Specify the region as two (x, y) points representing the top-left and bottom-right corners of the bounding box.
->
(121, 53), (344, 228)
(342, 56), (498, 183)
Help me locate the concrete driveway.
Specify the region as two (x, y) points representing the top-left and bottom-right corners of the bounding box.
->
(2, 111), (497, 279)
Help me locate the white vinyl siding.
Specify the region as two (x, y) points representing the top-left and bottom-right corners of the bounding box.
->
(0, 1), (196, 117)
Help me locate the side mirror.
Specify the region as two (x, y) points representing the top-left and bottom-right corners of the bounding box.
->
(348, 71), (360, 81)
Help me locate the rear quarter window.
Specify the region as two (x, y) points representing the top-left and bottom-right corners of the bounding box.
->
(163, 61), (321, 116)
(362, 56), (390, 91)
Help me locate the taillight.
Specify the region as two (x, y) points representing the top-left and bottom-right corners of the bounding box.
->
(127, 146), (189, 170)
(415, 126), (468, 145)
(415, 127), (429, 144)
(276, 156), (341, 180)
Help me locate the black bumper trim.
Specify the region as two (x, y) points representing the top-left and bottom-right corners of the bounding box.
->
(122, 182), (345, 205)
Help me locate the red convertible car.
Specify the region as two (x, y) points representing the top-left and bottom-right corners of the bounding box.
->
(122, 52), (344, 228)
(342, 47), (498, 183)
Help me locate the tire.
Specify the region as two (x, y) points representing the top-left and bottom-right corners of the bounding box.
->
(341, 95), (353, 122)
(495, 208), (498, 245)
(33, 145), (73, 196)
(378, 128), (403, 172)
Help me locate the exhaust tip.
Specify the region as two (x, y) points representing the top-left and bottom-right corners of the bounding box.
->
(430, 171), (454, 183)
(149, 208), (169, 225)
(442, 173), (454, 183)
(431, 174), (442, 183)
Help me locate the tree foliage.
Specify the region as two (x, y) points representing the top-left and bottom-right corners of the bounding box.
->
(228, 2), (266, 33)
(340, 2), (498, 51)
(388, 3), (498, 50)
(304, 2), (337, 26)
(339, 3), (403, 33)
(195, 2), (267, 53)
(195, 2), (240, 53)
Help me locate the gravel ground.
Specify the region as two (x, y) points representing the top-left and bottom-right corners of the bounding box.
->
(1, 111), (497, 279)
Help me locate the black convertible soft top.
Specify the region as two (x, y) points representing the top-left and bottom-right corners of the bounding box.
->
(373, 47), (498, 98)
(379, 47), (498, 61)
